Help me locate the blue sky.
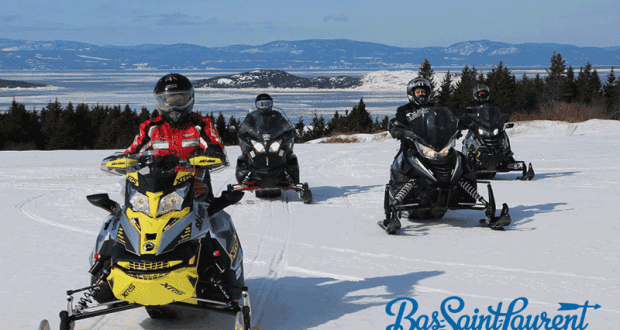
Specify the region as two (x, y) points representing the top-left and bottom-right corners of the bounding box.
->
(0, 0), (618, 48)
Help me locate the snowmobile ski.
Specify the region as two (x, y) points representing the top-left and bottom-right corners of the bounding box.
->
(298, 183), (313, 204)
(516, 162), (535, 180)
(378, 218), (401, 235)
(480, 203), (511, 230)
(37, 320), (50, 330)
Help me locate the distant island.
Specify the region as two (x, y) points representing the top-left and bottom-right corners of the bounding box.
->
(0, 79), (47, 88)
(193, 69), (362, 89)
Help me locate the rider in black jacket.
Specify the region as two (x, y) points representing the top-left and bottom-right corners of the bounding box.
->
(459, 83), (492, 128)
(388, 77), (435, 158)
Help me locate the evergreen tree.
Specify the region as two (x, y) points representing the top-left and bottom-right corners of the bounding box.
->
(307, 112), (326, 140)
(514, 74), (537, 113)
(327, 110), (346, 133)
(452, 66), (479, 114)
(346, 98), (374, 133)
(215, 112), (230, 145)
(590, 69), (603, 104)
(40, 99), (66, 150)
(543, 51), (566, 103)
(603, 67), (619, 117)
(575, 63), (593, 105)
(486, 61), (516, 111)
(416, 58), (436, 92)
(88, 104), (109, 149)
(562, 65), (577, 103)
(0, 99), (40, 149)
(73, 102), (93, 149)
(533, 74), (545, 112)
(96, 105), (122, 149)
(380, 115), (389, 131)
(138, 107), (151, 122)
(437, 70), (455, 109)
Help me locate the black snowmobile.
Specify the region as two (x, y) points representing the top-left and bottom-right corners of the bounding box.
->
(461, 103), (535, 180)
(42, 151), (258, 330)
(229, 108), (312, 203)
(379, 106), (511, 234)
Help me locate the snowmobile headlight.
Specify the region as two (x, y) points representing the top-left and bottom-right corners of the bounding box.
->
(269, 140), (282, 153)
(129, 189), (150, 215)
(156, 185), (190, 216)
(415, 141), (453, 159)
(420, 145), (437, 158)
(492, 128), (499, 136)
(251, 140), (265, 153)
(415, 141), (451, 159)
(437, 145), (451, 157)
(478, 128), (490, 137)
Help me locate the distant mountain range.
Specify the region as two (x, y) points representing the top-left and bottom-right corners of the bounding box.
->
(0, 38), (617, 71)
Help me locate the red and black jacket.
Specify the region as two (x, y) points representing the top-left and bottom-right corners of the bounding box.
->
(125, 113), (224, 157)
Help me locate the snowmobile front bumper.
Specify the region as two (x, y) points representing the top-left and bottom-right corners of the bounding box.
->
(228, 181), (312, 204)
(107, 263), (199, 306)
(381, 181), (511, 232)
(476, 159), (535, 180)
(57, 283), (254, 330)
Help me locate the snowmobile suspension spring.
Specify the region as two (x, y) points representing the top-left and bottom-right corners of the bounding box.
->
(284, 170), (295, 183)
(458, 179), (487, 205)
(77, 286), (100, 311)
(393, 179), (416, 205)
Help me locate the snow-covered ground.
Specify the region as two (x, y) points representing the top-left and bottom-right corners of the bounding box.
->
(1, 120), (618, 330)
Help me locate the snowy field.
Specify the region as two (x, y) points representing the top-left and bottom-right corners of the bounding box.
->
(0, 120), (619, 330)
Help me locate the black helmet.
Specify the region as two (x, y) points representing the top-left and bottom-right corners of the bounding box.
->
(154, 73), (194, 123)
(407, 77), (432, 106)
(254, 93), (273, 112)
(473, 83), (490, 103)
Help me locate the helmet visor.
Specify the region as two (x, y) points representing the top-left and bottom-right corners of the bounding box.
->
(407, 84), (430, 96)
(255, 100), (273, 109)
(155, 91), (193, 112)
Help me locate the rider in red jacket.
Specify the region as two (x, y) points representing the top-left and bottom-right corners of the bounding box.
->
(125, 73), (227, 201)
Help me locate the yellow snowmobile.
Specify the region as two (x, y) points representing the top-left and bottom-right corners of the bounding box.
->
(43, 151), (258, 330)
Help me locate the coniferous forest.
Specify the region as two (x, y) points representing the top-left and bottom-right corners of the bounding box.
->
(1, 51), (618, 150)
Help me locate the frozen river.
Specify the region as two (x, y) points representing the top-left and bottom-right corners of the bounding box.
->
(0, 70), (406, 122)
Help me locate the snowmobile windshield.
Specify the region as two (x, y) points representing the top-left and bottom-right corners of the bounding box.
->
(239, 108), (294, 140)
(408, 106), (459, 151)
(472, 104), (509, 131)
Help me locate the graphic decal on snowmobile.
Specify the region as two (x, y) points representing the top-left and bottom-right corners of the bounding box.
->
(116, 226), (126, 244)
(121, 283), (135, 299)
(229, 233), (240, 262)
(161, 282), (185, 296)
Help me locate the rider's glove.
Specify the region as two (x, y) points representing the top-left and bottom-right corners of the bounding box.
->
(204, 144), (224, 158)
